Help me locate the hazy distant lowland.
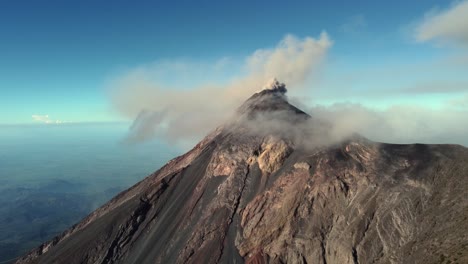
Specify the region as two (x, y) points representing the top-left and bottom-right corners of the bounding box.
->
(0, 123), (179, 263)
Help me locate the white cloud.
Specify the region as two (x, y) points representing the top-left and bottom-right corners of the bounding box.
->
(32, 114), (63, 124)
(109, 33), (332, 145)
(415, 1), (468, 46)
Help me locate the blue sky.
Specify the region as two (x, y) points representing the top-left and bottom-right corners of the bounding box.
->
(1, 0), (467, 127)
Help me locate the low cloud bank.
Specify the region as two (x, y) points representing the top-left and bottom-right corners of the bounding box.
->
(32, 114), (64, 124)
(230, 92), (468, 149)
(310, 103), (468, 146)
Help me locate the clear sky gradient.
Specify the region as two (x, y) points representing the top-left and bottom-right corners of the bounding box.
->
(1, 0), (467, 125)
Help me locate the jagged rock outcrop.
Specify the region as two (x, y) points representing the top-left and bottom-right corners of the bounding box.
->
(16, 81), (468, 264)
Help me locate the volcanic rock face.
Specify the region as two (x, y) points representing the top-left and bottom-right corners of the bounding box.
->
(17, 83), (468, 264)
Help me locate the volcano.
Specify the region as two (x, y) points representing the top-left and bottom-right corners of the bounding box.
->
(17, 80), (468, 264)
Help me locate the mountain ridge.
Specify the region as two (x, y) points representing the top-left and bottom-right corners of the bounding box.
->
(16, 82), (468, 264)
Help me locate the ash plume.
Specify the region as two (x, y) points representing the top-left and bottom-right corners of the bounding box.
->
(108, 33), (332, 146)
(109, 33), (468, 148)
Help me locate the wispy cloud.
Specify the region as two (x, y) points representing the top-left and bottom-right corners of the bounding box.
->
(340, 14), (367, 34)
(32, 114), (64, 124)
(398, 80), (468, 94)
(414, 1), (468, 46)
(109, 33), (332, 145)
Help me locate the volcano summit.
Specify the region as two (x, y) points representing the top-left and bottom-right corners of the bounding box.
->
(17, 82), (468, 264)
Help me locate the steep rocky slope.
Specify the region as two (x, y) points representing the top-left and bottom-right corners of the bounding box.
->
(17, 81), (468, 264)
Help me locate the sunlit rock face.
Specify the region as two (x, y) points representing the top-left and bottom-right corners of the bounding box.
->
(17, 81), (468, 264)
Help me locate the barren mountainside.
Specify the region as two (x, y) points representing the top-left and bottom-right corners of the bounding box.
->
(17, 81), (468, 264)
